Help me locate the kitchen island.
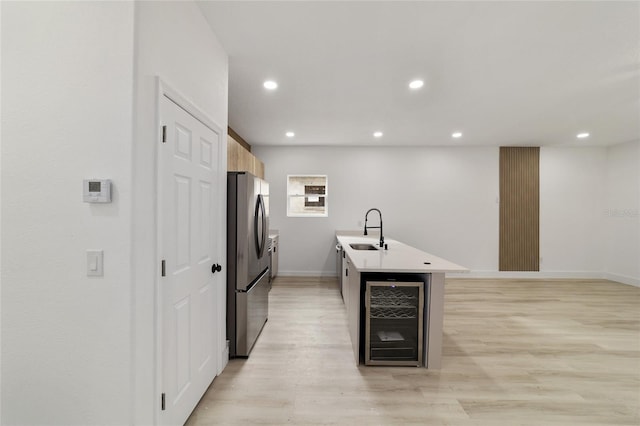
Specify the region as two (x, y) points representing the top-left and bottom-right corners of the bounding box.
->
(336, 232), (468, 368)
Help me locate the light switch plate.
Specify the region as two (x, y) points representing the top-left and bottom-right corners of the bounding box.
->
(87, 250), (104, 277)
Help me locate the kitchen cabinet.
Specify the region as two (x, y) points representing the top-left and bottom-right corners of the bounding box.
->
(227, 135), (265, 179)
(345, 253), (361, 364)
(252, 157), (265, 180)
(341, 250), (349, 304)
(270, 233), (279, 279)
(336, 233), (467, 368)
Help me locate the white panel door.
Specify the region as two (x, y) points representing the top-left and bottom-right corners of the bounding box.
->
(159, 94), (221, 425)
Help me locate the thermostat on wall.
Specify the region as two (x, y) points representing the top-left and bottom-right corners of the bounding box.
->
(83, 179), (112, 203)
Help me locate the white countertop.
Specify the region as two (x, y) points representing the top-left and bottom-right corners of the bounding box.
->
(336, 233), (468, 274)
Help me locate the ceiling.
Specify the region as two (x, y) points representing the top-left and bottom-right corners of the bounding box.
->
(198, 1), (639, 147)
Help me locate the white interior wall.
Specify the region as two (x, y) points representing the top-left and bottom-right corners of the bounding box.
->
(540, 146), (607, 276)
(1, 3), (4, 416)
(1, 2), (229, 425)
(255, 144), (635, 282)
(604, 141), (640, 286)
(1, 2), (135, 424)
(253, 146), (500, 276)
(133, 2), (229, 424)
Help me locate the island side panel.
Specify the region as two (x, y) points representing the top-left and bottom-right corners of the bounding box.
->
(346, 254), (361, 365)
(427, 273), (445, 369)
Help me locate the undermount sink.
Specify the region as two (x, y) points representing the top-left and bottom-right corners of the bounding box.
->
(349, 243), (379, 251)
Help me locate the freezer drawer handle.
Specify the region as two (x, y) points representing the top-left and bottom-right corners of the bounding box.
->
(211, 263), (222, 274)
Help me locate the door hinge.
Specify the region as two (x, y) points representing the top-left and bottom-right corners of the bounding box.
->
(346, 269), (348, 277)
(161, 260), (166, 277)
(161, 125), (167, 143)
(161, 393), (166, 411)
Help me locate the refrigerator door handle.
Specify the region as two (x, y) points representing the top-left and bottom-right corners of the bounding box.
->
(261, 196), (268, 258)
(240, 268), (269, 293)
(254, 194), (267, 259)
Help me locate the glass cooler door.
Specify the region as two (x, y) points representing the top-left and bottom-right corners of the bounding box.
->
(365, 281), (424, 366)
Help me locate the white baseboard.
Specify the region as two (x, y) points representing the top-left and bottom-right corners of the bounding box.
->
(447, 271), (606, 280)
(279, 269), (640, 287)
(278, 270), (338, 278)
(603, 272), (640, 287)
(446, 270), (640, 287)
(219, 341), (229, 374)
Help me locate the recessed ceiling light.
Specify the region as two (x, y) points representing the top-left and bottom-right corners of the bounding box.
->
(576, 132), (590, 139)
(409, 80), (424, 89)
(263, 80), (278, 90)
(286, 131), (295, 137)
(452, 132), (463, 138)
(373, 131), (383, 138)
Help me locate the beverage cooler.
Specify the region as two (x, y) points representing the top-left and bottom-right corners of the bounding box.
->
(364, 281), (424, 366)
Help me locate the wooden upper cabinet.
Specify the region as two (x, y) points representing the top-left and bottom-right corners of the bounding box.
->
(227, 134), (265, 179)
(253, 157), (265, 179)
(227, 135), (239, 170)
(237, 139), (253, 171)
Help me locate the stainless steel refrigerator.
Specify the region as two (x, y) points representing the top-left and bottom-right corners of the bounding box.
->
(227, 172), (270, 357)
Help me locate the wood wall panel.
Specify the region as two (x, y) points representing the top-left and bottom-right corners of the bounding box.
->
(499, 147), (540, 271)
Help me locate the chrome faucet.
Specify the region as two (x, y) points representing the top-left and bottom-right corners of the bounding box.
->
(364, 208), (384, 247)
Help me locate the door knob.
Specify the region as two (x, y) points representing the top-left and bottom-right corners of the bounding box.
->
(212, 263), (222, 274)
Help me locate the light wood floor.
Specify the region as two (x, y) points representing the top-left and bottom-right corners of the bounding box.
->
(186, 277), (640, 425)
